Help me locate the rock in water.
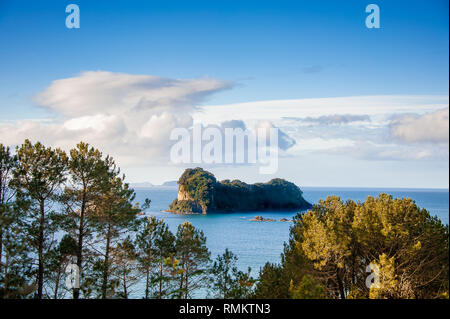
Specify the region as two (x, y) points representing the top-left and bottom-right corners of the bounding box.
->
(251, 216), (264, 221)
(168, 167), (312, 214)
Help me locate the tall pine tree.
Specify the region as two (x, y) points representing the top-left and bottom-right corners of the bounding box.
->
(12, 140), (67, 299)
(175, 221), (210, 298)
(59, 142), (110, 299)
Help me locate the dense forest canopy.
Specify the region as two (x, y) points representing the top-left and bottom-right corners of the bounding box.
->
(169, 167), (312, 214)
(254, 194), (449, 299)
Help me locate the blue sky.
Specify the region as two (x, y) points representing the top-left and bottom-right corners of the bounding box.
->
(0, 0), (448, 187)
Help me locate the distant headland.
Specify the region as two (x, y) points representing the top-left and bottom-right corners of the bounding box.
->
(167, 167), (312, 214)
(131, 180), (178, 188)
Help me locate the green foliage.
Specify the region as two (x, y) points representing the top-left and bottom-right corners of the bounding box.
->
(256, 193), (449, 299)
(252, 263), (288, 299)
(169, 199), (203, 214)
(89, 159), (142, 299)
(46, 235), (77, 299)
(253, 223), (315, 299)
(175, 221), (210, 298)
(1, 143), (29, 298)
(110, 237), (140, 299)
(12, 139), (68, 299)
(152, 219), (177, 298)
(135, 216), (183, 299)
(135, 216), (164, 298)
(0, 198), (33, 299)
(209, 248), (255, 299)
(289, 275), (326, 299)
(59, 142), (112, 299)
(177, 168), (216, 212)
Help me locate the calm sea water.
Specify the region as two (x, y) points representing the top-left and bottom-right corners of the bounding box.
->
(133, 186), (449, 280)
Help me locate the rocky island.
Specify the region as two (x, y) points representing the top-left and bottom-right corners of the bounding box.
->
(168, 167), (312, 214)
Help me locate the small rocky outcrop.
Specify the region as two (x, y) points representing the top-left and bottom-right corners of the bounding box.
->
(250, 216), (276, 222)
(250, 216), (294, 222)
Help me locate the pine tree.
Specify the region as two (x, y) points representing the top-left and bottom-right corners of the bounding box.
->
(46, 234), (78, 299)
(256, 193), (449, 299)
(12, 140), (67, 299)
(135, 216), (164, 299)
(0, 144), (28, 298)
(209, 248), (255, 298)
(110, 236), (139, 298)
(59, 142), (110, 299)
(153, 221), (176, 298)
(90, 157), (141, 299)
(0, 144), (17, 270)
(175, 221), (210, 298)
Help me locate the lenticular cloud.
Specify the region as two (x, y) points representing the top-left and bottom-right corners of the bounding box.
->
(1, 71), (231, 165)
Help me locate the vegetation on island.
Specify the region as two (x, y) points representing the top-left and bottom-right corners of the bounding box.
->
(1, 140), (448, 299)
(169, 167), (312, 214)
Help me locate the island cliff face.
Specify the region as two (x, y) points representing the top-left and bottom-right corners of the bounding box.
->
(168, 168), (312, 214)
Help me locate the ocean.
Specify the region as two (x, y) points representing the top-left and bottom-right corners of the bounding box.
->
(133, 186), (449, 280)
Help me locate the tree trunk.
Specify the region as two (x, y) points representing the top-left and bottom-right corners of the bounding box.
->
(101, 223), (112, 299)
(37, 200), (45, 299)
(184, 263), (189, 299)
(73, 193), (86, 299)
(54, 262), (62, 299)
(0, 228), (3, 270)
(123, 272), (127, 299)
(158, 260), (163, 299)
(336, 268), (345, 299)
(4, 250), (9, 297)
(179, 272), (184, 299)
(145, 268), (150, 299)
(0, 180), (3, 269)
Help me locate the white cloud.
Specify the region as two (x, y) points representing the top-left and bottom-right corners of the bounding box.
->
(34, 71), (230, 118)
(195, 95), (448, 124)
(284, 114), (371, 125)
(195, 96), (449, 162)
(390, 108), (449, 143)
(256, 120), (296, 151)
(1, 73), (448, 172)
(1, 71), (231, 165)
(290, 138), (355, 152)
(325, 141), (445, 161)
(219, 119), (296, 151)
(220, 120), (246, 130)
(64, 114), (125, 133)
